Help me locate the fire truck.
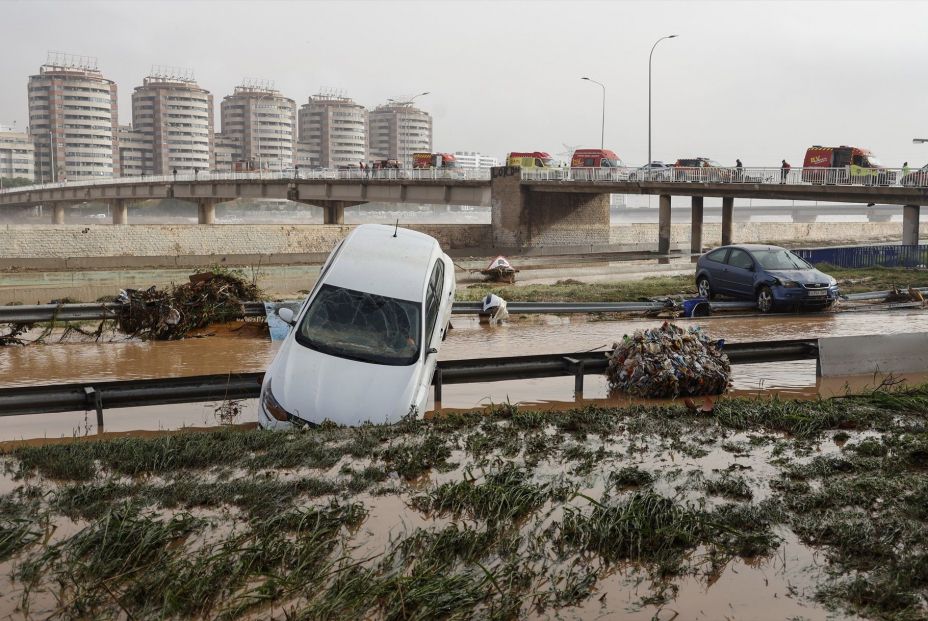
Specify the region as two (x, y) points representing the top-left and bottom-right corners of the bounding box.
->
(506, 152), (557, 168)
(570, 148), (622, 168)
(412, 153), (458, 169)
(802, 145), (894, 185)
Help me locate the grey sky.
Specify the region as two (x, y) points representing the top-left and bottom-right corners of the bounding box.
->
(3, 0), (928, 167)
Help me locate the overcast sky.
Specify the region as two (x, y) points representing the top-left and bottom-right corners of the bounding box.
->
(3, 0), (928, 167)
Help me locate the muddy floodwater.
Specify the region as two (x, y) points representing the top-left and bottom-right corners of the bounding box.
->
(3, 310), (928, 441)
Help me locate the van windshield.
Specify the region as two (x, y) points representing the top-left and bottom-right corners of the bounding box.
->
(296, 284), (421, 366)
(865, 156), (883, 167)
(601, 158), (620, 167)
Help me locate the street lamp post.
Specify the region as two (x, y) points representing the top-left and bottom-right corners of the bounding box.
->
(390, 91), (429, 169)
(648, 34), (678, 178)
(581, 77), (605, 150)
(252, 93), (273, 171)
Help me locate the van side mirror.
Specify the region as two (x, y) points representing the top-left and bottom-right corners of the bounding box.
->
(427, 347), (438, 355)
(278, 307), (295, 326)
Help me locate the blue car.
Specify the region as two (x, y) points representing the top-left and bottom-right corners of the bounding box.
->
(695, 244), (838, 313)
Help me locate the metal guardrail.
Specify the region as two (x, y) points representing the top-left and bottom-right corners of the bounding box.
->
(1, 290), (917, 325)
(0, 339), (819, 417)
(0, 167), (493, 195)
(4, 165), (926, 197)
(0, 299), (758, 324)
(522, 166), (928, 188)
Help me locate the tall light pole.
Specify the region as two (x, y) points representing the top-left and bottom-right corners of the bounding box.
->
(648, 34), (678, 176)
(390, 91), (429, 168)
(581, 77), (605, 149)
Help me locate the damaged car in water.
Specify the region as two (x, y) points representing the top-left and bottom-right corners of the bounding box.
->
(259, 224), (456, 428)
(695, 244), (838, 313)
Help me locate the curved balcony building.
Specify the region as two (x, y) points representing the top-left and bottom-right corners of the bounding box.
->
(27, 59), (118, 181)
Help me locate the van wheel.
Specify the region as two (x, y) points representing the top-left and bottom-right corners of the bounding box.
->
(697, 276), (715, 300)
(756, 286), (775, 313)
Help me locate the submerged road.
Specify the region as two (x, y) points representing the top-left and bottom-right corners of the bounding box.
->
(2, 309), (928, 441)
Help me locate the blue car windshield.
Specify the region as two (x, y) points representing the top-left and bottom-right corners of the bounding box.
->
(753, 249), (811, 270)
(296, 284), (421, 366)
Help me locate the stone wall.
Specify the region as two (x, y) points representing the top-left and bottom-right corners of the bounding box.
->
(0, 223), (492, 266)
(611, 222), (906, 247)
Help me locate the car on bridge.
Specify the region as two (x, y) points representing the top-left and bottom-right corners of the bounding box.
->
(629, 161), (672, 181)
(259, 224), (456, 428)
(672, 158), (735, 183)
(695, 244), (838, 313)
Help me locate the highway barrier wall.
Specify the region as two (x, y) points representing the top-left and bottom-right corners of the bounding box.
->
(0, 221), (907, 270)
(610, 222), (904, 248)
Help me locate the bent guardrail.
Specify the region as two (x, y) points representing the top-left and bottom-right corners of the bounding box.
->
(0, 339), (819, 418)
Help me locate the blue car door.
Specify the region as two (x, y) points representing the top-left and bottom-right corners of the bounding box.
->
(725, 249), (756, 298)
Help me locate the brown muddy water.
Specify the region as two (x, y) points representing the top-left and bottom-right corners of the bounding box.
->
(3, 310), (928, 441)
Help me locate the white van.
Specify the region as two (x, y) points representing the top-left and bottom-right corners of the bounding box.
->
(259, 224), (456, 428)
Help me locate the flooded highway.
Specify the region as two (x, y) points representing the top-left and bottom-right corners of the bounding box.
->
(2, 309), (928, 441)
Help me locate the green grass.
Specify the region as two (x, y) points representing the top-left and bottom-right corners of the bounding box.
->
(4, 386), (928, 619)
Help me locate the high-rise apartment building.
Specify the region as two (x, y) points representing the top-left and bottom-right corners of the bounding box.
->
(213, 133), (242, 171)
(453, 151), (500, 169)
(132, 69), (213, 174)
(369, 101), (432, 168)
(27, 54), (118, 182)
(220, 82), (295, 170)
(115, 125), (152, 177)
(0, 126), (35, 181)
(298, 93), (367, 169)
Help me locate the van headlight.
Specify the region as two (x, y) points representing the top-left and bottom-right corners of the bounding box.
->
(261, 379), (291, 422)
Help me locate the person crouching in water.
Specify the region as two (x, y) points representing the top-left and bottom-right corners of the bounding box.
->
(479, 294), (509, 324)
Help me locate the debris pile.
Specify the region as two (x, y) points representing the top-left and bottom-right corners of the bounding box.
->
(606, 322), (730, 398)
(117, 270), (262, 340)
(481, 256), (518, 283)
(884, 285), (925, 304)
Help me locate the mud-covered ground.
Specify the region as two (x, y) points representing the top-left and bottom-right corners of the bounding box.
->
(459, 266), (928, 303)
(2, 386), (927, 620)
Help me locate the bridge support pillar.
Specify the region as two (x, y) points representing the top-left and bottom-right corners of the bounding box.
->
(491, 167), (610, 248)
(903, 204), (920, 245)
(323, 201), (346, 225)
(658, 195), (671, 255)
(198, 199), (217, 224)
(111, 199), (128, 225)
(690, 196), (704, 254)
(52, 203), (66, 224)
(721, 197), (734, 246)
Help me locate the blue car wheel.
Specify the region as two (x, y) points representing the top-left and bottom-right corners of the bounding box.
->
(756, 286), (774, 313)
(697, 276), (714, 300)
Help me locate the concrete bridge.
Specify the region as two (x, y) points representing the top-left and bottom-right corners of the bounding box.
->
(2, 166), (927, 251)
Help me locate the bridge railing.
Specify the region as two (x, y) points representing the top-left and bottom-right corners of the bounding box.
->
(0, 167), (493, 195)
(522, 166), (928, 188)
(5, 165), (926, 196)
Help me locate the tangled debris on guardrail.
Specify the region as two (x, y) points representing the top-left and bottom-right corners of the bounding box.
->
(606, 322), (731, 398)
(117, 269), (263, 340)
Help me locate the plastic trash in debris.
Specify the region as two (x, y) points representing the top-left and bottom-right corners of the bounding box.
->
(481, 256), (518, 283)
(479, 293), (509, 324)
(606, 321), (731, 398)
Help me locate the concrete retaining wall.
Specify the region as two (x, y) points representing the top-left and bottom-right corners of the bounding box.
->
(0, 224), (493, 266)
(611, 222), (905, 247)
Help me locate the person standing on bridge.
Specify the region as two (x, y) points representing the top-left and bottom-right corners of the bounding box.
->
(903, 162), (911, 178)
(780, 159), (791, 184)
(735, 159), (743, 182)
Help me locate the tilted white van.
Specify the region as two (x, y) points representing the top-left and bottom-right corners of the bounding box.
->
(259, 224), (456, 428)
